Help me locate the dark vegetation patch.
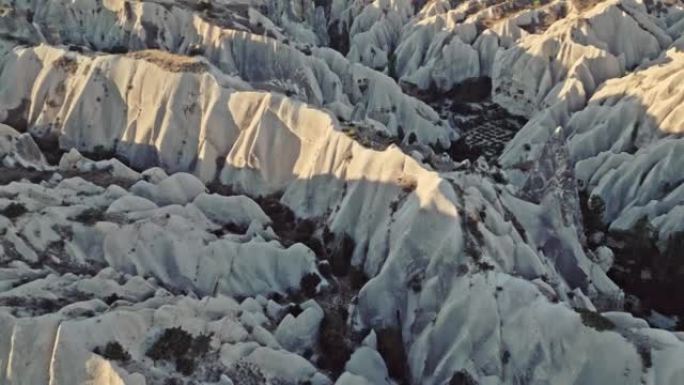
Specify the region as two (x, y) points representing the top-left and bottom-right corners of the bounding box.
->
(376, 327), (410, 385)
(226, 361), (268, 385)
(637, 343), (652, 370)
(286, 303), (304, 318)
(348, 266), (369, 290)
(251, 193), (295, 236)
(300, 272), (322, 298)
(643, 0), (669, 17)
(447, 104), (526, 162)
(94, 341), (131, 362)
(328, 232), (355, 277)
(53, 55), (79, 75)
(518, 4), (567, 34)
(0, 202), (27, 219)
(450, 370), (479, 385)
(476, 260), (496, 272)
(404, 77), (493, 105)
(608, 224), (684, 327)
(0, 165), (136, 190)
(401, 77), (525, 163)
(127, 50), (209, 73)
(463, 212), (485, 261)
(314, 264), (368, 379)
(579, 191), (606, 248)
(1, 98), (29, 132)
(0, 291), (92, 316)
(477, 0), (554, 32)
(72, 207), (106, 225)
(195, 0), (212, 12)
(338, 122), (399, 151)
(72, 169), (138, 189)
(575, 308), (615, 331)
(89, 144), (118, 161)
(214, 188), (362, 286)
(1, 146), (368, 382)
(103, 293), (122, 305)
(448, 138), (485, 163)
(146, 327), (212, 376)
(318, 302), (353, 375)
(571, 0), (606, 12)
(32, 238), (106, 277)
(0, 167), (53, 185)
(209, 222), (248, 237)
(101, 45), (129, 54)
(203, 188), (371, 382)
(327, 20), (350, 56)
(30, 134), (63, 164)
(580, 191), (684, 329)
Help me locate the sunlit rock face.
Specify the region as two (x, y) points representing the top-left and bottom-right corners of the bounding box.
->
(0, 0), (454, 148)
(1, 1), (684, 385)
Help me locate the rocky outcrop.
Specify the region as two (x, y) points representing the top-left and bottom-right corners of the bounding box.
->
(395, 0), (568, 90)
(0, 0), (453, 147)
(1, 0), (684, 384)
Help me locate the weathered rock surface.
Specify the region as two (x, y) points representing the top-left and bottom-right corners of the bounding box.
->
(0, 0), (683, 384)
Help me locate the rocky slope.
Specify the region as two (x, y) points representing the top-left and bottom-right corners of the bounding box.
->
(0, 0), (683, 385)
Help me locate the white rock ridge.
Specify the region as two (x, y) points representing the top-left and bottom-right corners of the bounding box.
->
(0, 0), (454, 147)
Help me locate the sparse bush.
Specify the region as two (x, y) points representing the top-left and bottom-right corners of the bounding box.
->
(164, 377), (183, 385)
(0, 202), (27, 219)
(587, 194), (605, 217)
(397, 175), (417, 193)
(104, 293), (122, 305)
(94, 341), (131, 362)
(147, 327), (193, 362)
(329, 233), (355, 277)
(146, 327), (212, 376)
(287, 303), (303, 317)
(196, 0), (212, 12)
(637, 344), (652, 369)
(491, 170), (507, 184)
(254, 194), (295, 235)
(227, 361), (268, 385)
(571, 0), (604, 11)
(127, 50), (208, 73)
(388, 52), (397, 79)
(300, 272), (321, 298)
(53, 55), (78, 74)
(576, 308), (615, 331)
(73, 208), (105, 224)
(191, 333), (212, 356)
(318, 260), (332, 278)
(377, 327), (410, 384)
(465, 214), (485, 244)
(477, 261), (495, 272)
(175, 356), (195, 376)
(450, 370), (478, 385)
(318, 305), (352, 375)
(348, 266), (369, 290)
